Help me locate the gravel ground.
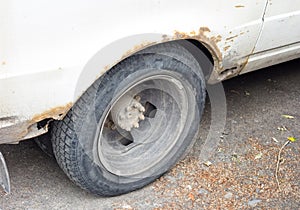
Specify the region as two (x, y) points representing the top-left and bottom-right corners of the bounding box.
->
(0, 59), (299, 209)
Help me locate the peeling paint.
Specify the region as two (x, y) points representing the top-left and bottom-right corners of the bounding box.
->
(173, 27), (223, 66)
(0, 102), (73, 144)
(20, 102), (73, 140)
(30, 102), (72, 123)
(117, 27), (224, 84)
(226, 34), (239, 41)
(116, 27), (225, 84)
(84, 27), (248, 103)
(223, 46), (230, 51)
(171, 27), (231, 84)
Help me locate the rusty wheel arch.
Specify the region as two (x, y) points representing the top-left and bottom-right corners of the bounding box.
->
(11, 38), (219, 144)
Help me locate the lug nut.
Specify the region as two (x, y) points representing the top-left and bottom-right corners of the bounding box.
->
(111, 124), (117, 130)
(132, 103), (138, 108)
(134, 95), (141, 102)
(133, 122), (139, 128)
(139, 114), (145, 120)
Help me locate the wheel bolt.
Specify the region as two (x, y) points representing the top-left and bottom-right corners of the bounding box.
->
(133, 122), (139, 128)
(111, 124), (117, 130)
(134, 95), (141, 102)
(132, 103), (138, 108)
(139, 114), (145, 120)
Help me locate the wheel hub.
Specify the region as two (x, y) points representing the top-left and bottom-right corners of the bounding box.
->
(110, 95), (145, 131)
(98, 75), (192, 177)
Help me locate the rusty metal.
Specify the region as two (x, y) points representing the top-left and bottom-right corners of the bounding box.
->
(0, 103), (72, 144)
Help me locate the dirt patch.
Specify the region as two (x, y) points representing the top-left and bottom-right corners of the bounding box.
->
(153, 137), (299, 209)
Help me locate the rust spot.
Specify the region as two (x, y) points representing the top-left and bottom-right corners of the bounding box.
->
(189, 30), (197, 36)
(103, 65), (111, 71)
(211, 35), (222, 43)
(226, 34), (238, 41)
(173, 27), (222, 63)
(235, 5), (245, 8)
(199, 27), (211, 33)
(119, 26), (222, 78)
(31, 102), (73, 123)
(171, 27), (228, 84)
(223, 46), (230, 51)
(16, 102), (73, 140)
(116, 27), (223, 84)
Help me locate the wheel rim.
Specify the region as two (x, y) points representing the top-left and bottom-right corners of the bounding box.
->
(97, 74), (193, 177)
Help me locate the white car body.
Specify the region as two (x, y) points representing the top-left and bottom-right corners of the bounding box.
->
(1, 0), (300, 144)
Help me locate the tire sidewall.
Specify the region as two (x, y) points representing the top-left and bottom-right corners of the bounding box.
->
(71, 53), (205, 195)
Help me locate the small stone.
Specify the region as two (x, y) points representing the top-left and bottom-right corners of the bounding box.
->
(198, 188), (209, 195)
(224, 192), (233, 199)
(165, 175), (176, 182)
(248, 199), (262, 207)
(176, 171), (184, 179)
(203, 161), (212, 167)
(122, 204), (133, 209)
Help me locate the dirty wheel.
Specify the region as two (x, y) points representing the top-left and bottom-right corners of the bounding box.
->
(51, 42), (206, 196)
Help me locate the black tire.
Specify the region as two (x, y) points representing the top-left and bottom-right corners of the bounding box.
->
(51, 42), (207, 196)
(34, 133), (54, 157)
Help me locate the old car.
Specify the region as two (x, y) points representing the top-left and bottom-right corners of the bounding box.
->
(0, 0), (299, 196)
